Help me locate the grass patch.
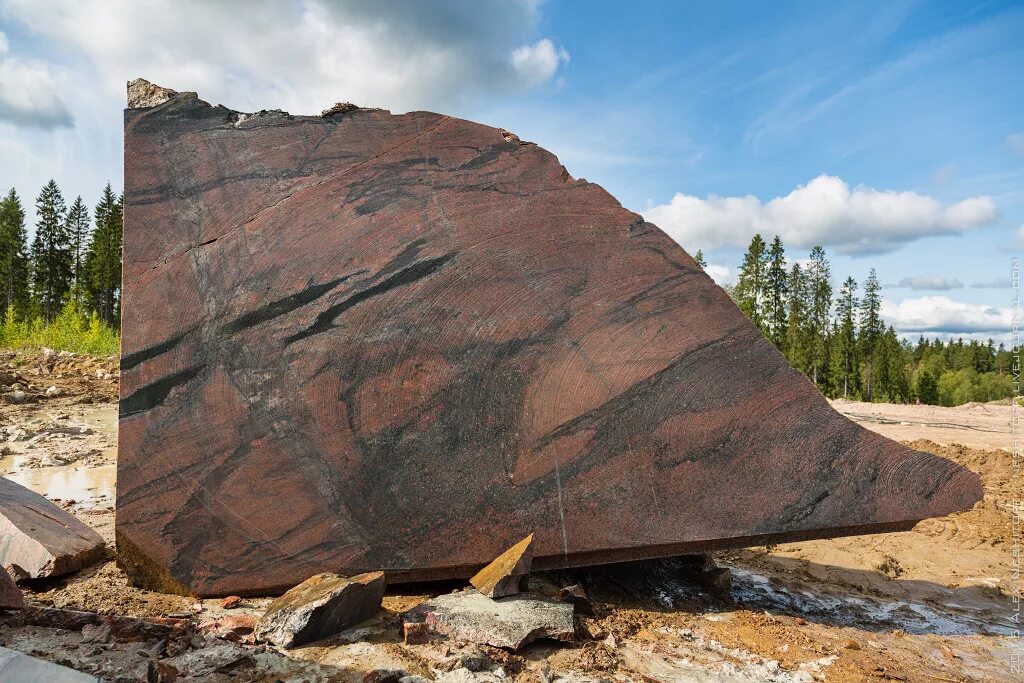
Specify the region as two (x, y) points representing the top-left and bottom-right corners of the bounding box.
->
(0, 303), (119, 356)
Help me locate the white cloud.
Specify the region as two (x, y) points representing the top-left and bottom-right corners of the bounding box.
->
(0, 0), (569, 116)
(881, 296), (1011, 335)
(0, 29), (72, 128)
(511, 38), (570, 87)
(643, 174), (997, 254)
(1007, 132), (1024, 157)
(704, 263), (734, 286)
(1015, 224), (1024, 247)
(894, 275), (963, 291)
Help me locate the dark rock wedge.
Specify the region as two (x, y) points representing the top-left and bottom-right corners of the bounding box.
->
(118, 80), (983, 597)
(254, 571), (385, 649)
(0, 568), (23, 610)
(0, 477), (105, 580)
(470, 533), (533, 598)
(405, 590), (575, 650)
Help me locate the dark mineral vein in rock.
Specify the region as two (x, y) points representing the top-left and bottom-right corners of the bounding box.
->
(118, 79), (983, 597)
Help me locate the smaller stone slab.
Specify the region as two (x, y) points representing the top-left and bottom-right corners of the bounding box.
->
(1, 568), (23, 610)
(0, 477), (105, 579)
(405, 590), (575, 650)
(470, 534), (533, 598)
(255, 571), (385, 648)
(0, 646), (101, 682)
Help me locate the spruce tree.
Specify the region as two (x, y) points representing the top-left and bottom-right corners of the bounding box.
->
(66, 196), (90, 308)
(785, 262), (809, 373)
(876, 327), (910, 402)
(693, 249), (707, 269)
(859, 269), (883, 401)
(916, 369), (939, 404)
(84, 183), (123, 326)
(735, 234), (768, 332)
(0, 188), (30, 315)
(833, 276), (858, 399)
(31, 179), (72, 322)
(806, 246), (832, 387)
(763, 236), (788, 350)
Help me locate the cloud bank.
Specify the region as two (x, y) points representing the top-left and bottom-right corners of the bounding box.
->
(0, 30), (72, 128)
(0, 0), (569, 116)
(644, 175), (997, 254)
(894, 275), (963, 291)
(881, 296), (1011, 335)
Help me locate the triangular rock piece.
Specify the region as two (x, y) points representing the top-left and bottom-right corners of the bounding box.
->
(470, 534), (534, 598)
(0, 478), (105, 580)
(1, 567), (23, 610)
(254, 571), (385, 648)
(117, 82), (983, 597)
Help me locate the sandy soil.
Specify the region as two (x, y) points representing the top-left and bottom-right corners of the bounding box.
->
(830, 398), (1013, 451)
(0, 351), (1020, 682)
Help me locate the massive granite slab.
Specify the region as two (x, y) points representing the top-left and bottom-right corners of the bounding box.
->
(118, 80), (983, 597)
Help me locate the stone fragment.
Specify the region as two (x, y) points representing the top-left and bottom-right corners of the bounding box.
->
(81, 622), (112, 644)
(160, 642), (250, 678)
(198, 614), (258, 642)
(119, 81), (983, 597)
(403, 621), (430, 644)
(470, 534), (533, 598)
(0, 477), (105, 579)
(556, 584), (593, 615)
(435, 667), (507, 683)
(254, 571), (384, 648)
(220, 595), (242, 609)
(127, 78), (178, 109)
(363, 668), (410, 683)
(12, 606), (188, 641)
(0, 568), (23, 610)
(0, 646), (99, 682)
(438, 646), (494, 672)
(405, 589), (575, 650)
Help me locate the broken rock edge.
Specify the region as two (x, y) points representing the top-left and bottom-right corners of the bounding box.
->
(126, 77), (388, 123)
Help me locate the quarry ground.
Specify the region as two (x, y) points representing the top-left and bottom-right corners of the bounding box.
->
(0, 351), (1019, 682)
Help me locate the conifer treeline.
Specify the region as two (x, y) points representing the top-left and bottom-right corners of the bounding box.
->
(694, 237), (1013, 407)
(0, 181), (122, 327)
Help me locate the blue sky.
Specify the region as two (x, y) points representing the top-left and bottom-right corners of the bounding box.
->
(0, 0), (1020, 341)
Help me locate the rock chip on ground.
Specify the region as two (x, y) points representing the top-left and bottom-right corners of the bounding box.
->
(0, 477), (105, 579)
(470, 534), (534, 598)
(0, 568), (23, 610)
(198, 614), (258, 642)
(556, 584), (593, 615)
(160, 641), (250, 678)
(406, 589), (575, 650)
(220, 595), (242, 609)
(363, 667), (410, 683)
(255, 571), (385, 648)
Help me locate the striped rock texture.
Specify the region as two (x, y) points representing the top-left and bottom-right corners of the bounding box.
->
(118, 82), (983, 597)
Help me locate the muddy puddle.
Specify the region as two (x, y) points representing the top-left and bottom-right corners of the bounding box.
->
(0, 404), (117, 508)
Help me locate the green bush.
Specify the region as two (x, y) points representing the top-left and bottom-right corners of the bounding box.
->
(0, 303), (119, 356)
(936, 367), (1013, 406)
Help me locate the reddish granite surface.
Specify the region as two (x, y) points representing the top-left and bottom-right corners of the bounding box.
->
(118, 85), (983, 596)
